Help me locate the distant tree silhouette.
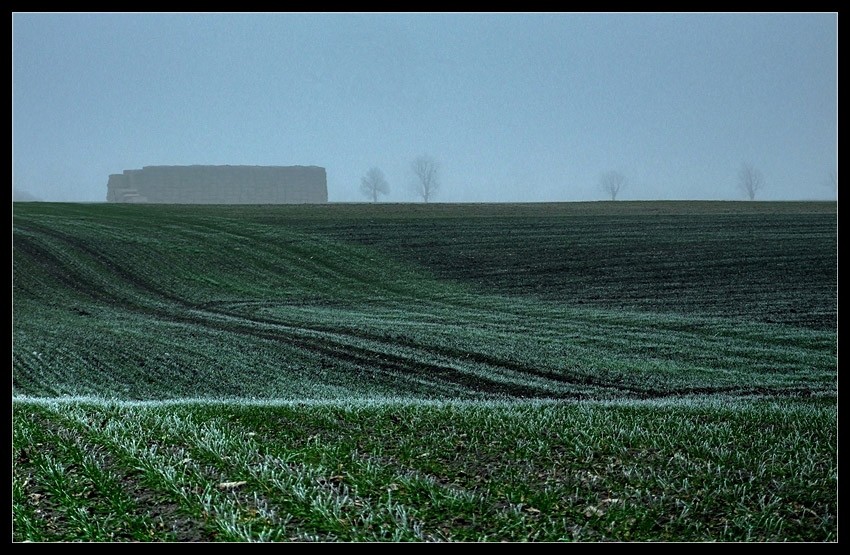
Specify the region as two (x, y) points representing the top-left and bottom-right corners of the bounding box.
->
(599, 171), (626, 201)
(738, 163), (765, 200)
(360, 167), (389, 203)
(410, 155), (439, 203)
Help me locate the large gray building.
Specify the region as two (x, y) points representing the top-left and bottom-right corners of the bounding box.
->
(106, 165), (328, 204)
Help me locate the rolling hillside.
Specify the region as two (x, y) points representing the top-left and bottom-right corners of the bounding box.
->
(12, 201), (837, 401)
(12, 201), (837, 541)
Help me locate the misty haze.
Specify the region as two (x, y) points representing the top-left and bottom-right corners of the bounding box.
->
(12, 13), (837, 203)
(12, 12), (837, 544)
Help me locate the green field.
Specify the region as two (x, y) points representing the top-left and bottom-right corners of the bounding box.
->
(12, 201), (837, 541)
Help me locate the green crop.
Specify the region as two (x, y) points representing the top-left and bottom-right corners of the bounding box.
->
(12, 201), (837, 541)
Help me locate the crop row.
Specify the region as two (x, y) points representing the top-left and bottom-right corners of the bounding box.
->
(13, 203), (837, 401)
(12, 397), (837, 541)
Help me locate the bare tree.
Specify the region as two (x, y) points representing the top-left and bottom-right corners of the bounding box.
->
(599, 171), (626, 201)
(738, 163), (765, 200)
(360, 167), (389, 203)
(410, 155), (439, 203)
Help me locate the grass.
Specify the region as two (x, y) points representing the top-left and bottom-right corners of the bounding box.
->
(13, 396), (836, 542)
(12, 200), (837, 541)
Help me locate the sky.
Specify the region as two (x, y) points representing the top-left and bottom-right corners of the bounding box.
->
(12, 12), (838, 203)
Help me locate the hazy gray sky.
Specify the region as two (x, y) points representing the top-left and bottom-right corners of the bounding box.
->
(12, 12), (837, 203)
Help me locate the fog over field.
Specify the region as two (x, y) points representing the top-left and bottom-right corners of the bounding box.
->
(12, 13), (837, 203)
